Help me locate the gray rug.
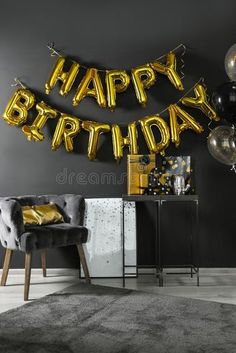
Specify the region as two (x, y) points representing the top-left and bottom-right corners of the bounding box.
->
(0, 283), (236, 353)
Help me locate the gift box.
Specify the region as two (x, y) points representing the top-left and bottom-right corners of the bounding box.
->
(161, 156), (192, 185)
(146, 156), (193, 195)
(127, 154), (155, 195)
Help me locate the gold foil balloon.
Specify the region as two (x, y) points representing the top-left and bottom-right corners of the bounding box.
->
(22, 102), (57, 141)
(151, 52), (184, 91)
(106, 70), (130, 110)
(139, 115), (170, 155)
(45, 57), (80, 96)
(73, 68), (106, 108)
(131, 64), (156, 106)
(3, 89), (35, 126)
(111, 122), (138, 161)
(168, 104), (204, 147)
(51, 114), (81, 152)
(181, 84), (219, 121)
(82, 120), (110, 160)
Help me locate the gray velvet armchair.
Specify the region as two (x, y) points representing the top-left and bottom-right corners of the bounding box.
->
(0, 194), (90, 300)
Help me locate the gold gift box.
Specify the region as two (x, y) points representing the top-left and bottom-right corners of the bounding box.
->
(127, 154), (155, 195)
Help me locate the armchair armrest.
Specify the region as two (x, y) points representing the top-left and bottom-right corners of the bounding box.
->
(46, 194), (86, 226)
(0, 199), (25, 250)
(62, 194), (85, 226)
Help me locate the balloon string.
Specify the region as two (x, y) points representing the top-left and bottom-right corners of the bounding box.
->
(200, 79), (220, 122)
(230, 164), (236, 173)
(10, 76), (206, 126)
(207, 120), (213, 131)
(153, 43), (186, 61)
(46, 42), (61, 57)
(9, 77), (63, 116)
(179, 44), (186, 79)
(46, 42), (186, 73)
(156, 77), (204, 117)
(152, 43), (186, 80)
(11, 77), (26, 89)
(230, 129), (236, 173)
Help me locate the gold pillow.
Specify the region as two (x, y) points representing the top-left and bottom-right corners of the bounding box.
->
(22, 203), (64, 226)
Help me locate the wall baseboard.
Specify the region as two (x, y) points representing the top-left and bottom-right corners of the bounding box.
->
(1, 268), (236, 277)
(137, 267), (236, 275)
(1, 268), (79, 276)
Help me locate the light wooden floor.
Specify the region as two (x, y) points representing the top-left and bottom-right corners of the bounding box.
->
(0, 268), (236, 314)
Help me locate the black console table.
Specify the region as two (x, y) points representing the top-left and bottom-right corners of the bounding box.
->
(122, 194), (199, 287)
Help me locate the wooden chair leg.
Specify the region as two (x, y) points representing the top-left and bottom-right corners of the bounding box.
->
(77, 244), (91, 284)
(1, 249), (13, 286)
(41, 250), (47, 277)
(24, 253), (32, 301)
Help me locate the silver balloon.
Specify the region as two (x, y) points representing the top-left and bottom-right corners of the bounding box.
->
(207, 125), (236, 166)
(225, 44), (236, 81)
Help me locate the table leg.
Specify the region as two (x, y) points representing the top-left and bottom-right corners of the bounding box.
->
(190, 202), (194, 279)
(195, 200), (200, 287)
(186, 202), (193, 279)
(157, 200), (163, 287)
(122, 200), (125, 288)
(135, 202), (138, 278)
(155, 201), (158, 279)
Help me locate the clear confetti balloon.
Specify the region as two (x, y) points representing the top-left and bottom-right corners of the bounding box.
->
(225, 44), (236, 81)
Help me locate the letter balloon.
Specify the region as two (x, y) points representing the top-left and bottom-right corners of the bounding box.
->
(22, 102), (57, 141)
(45, 57), (80, 96)
(131, 64), (156, 106)
(151, 52), (184, 91)
(3, 89), (35, 126)
(168, 104), (204, 147)
(139, 115), (170, 155)
(111, 122), (138, 161)
(181, 84), (219, 121)
(73, 68), (106, 108)
(51, 114), (81, 152)
(106, 70), (130, 110)
(82, 120), (110, 160)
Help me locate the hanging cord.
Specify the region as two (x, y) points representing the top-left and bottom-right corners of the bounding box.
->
(9, 77), (62, 115)
(46, 42), (61, 57)
(156, 77), (204, 117)
(179, 44), (186, 79)
(207, 120), (214, 132)
(153, 43), (186, 61)
(152, 43), (186, 79)
(230, 164), (236, 173)
(200, 78), (218, 123)
(9, 76), (205, 127)
(229, 125), (236, 173)
(46, 42), (186, 74)
(11, 77), (26, 89)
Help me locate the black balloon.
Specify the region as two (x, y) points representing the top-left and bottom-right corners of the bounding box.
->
(212, 82), (236, 124)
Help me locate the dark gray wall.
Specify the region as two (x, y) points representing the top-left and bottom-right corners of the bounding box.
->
(0, 0), (236, 268)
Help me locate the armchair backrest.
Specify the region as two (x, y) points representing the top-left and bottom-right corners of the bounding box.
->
(0, 194), (85, 250)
